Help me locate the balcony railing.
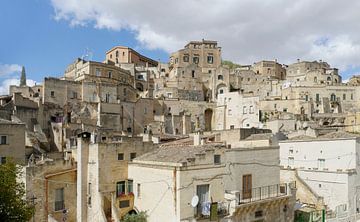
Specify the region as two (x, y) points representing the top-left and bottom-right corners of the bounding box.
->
(236, 182), (295, 205)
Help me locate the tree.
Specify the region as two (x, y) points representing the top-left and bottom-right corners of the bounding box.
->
(122, 211), (148, 222)
(0, 161), (34, 222)
(221, 60), (241, 70)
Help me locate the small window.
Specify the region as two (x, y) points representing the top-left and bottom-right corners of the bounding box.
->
(243, 106), (247, 114)
(54, 188), (65, 211)
(95, 68), (101, 77)
(108, 71), (112, 78)
(193, 56), (199, 64)
(0, 157), (6, 164)
(118, 153), (124, 160)
(0, 135), (7, 145)
(214, 154), (221, 164)
(288, 157), (294, 166)
(128, 180), (133, 193)
(116, 181), (126, 196)
(351, 94), (354, 100)
(175, 58), (179, 64)
(207, 55), (214, 64)
(219, 89), (224, 94)
(217, 75), (223, 80)
(116, 51), (119, 58)
(289, 149), (294, 154)
(305, 95), (308, 101)
(130, 153), (136, 160)
(255, 210), (263, 218)
(249, 106), (254, 114)
(137, 183), (141, 198)
(105, 93), (110, 103)
(183, 55), (189, 62)
(192, 70), (195, 78)
(230, 125), (234, 129)
(318, 159), (325, 168)
(343, 94), (346, 100)
(228, 109), (232, 115)
(119, 200), (130, 208)
(51, 91), (55, 97)
(122, 51), (125, 56)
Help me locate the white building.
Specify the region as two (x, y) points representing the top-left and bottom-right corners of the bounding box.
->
(279, 131), (360, 221)
(128, 140), (227, 222)
(215, 92), (260, 130)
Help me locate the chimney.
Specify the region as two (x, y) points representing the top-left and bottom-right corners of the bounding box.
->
(77, 132), (91, 222)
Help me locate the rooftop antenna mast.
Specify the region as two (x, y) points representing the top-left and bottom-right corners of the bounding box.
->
(81, 47), (93, 61)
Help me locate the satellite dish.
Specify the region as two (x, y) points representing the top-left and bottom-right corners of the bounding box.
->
(191, 195), (199, 207)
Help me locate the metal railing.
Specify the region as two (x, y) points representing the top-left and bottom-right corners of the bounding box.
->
(236, 183), (294, 205)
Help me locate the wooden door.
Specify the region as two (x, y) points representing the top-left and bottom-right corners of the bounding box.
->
(242, 174), (252, 199)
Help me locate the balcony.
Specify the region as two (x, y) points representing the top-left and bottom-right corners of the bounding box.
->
(236, 182), (295, 205)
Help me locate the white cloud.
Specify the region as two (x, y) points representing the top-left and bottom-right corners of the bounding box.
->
(0, 64), (22, 77)
(51, 0), (360, 77)
(0, 78), (37, 96)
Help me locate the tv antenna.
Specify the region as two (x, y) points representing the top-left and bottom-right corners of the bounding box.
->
(81, 47), (93, 61)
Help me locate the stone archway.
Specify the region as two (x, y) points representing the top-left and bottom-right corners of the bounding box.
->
(204, 109), (213, 131)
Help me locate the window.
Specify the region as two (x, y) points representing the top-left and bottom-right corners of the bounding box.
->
(289, 149), (294, 154)
(123, 88), (127, 96)
(217, 75), (223, 80)
(137, 183), (141, 198)
(119, 200), (130, 208)
(351, 94), (354, 100)
(192, 70), (195, 78)
(122, 52), (125, 56)
(193, 56), (199, 64)
(243, 106), (247, 114)
(96, 68), (101, 77)
(51, 91), (55, 97)
(249, 106), (254, 114)
(207, 55), (214, 64)
(318, 159), (325, 169)
(118, 153), (124, 160)
(137, 74), (144, 80)
(0, 157), (6, 164)
(219, 89), (224, 94)
(116, 181), (126, 196)
(175, 58), (179, 64)
(116, 51), (119, 58)
(343, 94), (346, 100)
(130, 153), (136, 160)
(72, 91), (77, 99)
(330, 94), (336, 101)
(54, 188), (65, 211)
(230, 125), (234, 129)
(214, 154), (221, 164)
(128, 180), (133, 193)
(316, 94), (320, 102)
(305, 95), (308, 101)
(288, 157), (294, 166)
(0, 135), (7, 145)
(255, 210), (263, 218)
(108, 71), (112, 78)
(183, 55), (189, 62)
(228, 109), (232, 115)
(105, 93), (110, 103)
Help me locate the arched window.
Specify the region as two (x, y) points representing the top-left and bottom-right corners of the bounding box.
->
(314, 77), (317, 82)
(327, 77), (331, 81)
(218, 75), (223, 80)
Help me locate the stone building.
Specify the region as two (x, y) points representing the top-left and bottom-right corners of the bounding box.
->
(76, 132), (156, 221)
(105, 46), (158, 67)
(279, 131), (360, 221)
(0, 118), (26, 164)
(215, 92), (260, 130)
(128, 139), (227, 222)
(252, 60), (286, 80)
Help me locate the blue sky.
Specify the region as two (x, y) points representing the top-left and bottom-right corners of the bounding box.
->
(1, 0), (360, 94)
(0, 0), (168, 86)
